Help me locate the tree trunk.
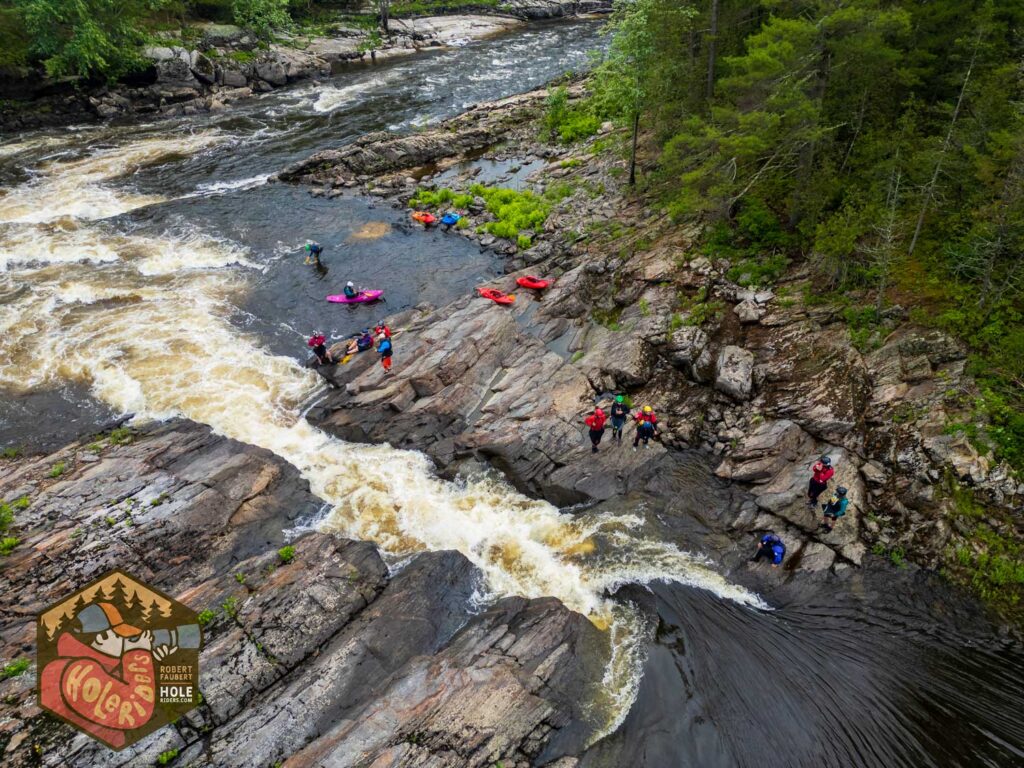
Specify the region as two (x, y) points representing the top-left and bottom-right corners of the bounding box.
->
(629, 111), (640, 186)
(379, 0), (390, 36)
(706, 0), (720, 99)
(908, 36), (980, 256)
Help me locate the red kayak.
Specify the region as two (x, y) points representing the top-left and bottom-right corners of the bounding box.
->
(411, 211), (437, 226)
(477, 287), (515, 305)
(516, 275), (550, 290)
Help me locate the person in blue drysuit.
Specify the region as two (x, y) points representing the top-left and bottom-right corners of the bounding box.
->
(752, 533), (786, 567)
(820, 486), (849, 533)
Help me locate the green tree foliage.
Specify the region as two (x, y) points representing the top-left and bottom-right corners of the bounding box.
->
(14, 0), (172, 79)
(597, 0), (1024, 469)
(232, 0), (291, 40)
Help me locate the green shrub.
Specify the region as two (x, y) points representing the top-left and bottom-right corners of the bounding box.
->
(48, 461), (66, 478)
(469, 184), (552, 242)
(278, 545), (295, 563)
(726, 254), (791, 288)
(0, 658), (30, 680)
(156, 748), (179, 765)
(516, 234), (532, 250)
(12, 496), (29, 510)
(0, 536), (19, 555)
(232, 0), (290, 40)
(107, 427), (133, 445)
(197, 609), (216, 627)
(542, 86), (600, 144)
(1, 446), (19, 460)
(227, 49), (256, 63)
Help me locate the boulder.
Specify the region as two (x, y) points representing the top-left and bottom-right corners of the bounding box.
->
(734, 299), (764, 324)
(190, 51), (217, 85)
(145, 46), (199, 88)
(255, 58), (287, 86)
(219, 67), (248, 88)
(715, 345), (754, 400)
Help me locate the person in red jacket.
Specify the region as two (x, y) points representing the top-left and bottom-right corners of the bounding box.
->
(39, 602), (173, 749)
(584, 407), (607, 453)
(633, 405), (658, 450)
(807, 455), (834, 507)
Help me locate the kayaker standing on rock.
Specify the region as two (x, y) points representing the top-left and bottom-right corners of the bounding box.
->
(308, 332), (332, 366)
(807, 455), (834, 508)
(378, 333), (393, 374)
(374, 320), (391, 340)
(609, 395), (629, 444)
(633, 405), (658, 450)
(752, 533), (786, 567)
(584, 406), (607, 454)
(820, 487), (849, 533)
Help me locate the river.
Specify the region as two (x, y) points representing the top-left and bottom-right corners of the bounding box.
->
(1, 19), (1022, 767)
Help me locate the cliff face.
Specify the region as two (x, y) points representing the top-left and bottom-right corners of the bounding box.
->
(0, 421), (604, 767)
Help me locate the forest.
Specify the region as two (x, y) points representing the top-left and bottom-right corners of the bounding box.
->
(0, 0), (400, 78)
(582, 0), (1024, 471)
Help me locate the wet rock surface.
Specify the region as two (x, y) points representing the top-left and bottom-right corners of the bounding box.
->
(0, 421), (605, 766)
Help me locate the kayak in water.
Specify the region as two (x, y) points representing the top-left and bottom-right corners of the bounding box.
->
(411, 211), (437, 226)
(440, 213), (462, 226)
(516, 275), (550, 290)
(326, 289), (384, 304)
(477, 287), (515, 305)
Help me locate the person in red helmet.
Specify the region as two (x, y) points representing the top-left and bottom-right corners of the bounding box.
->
(308, 332), (332, 366)
(807, 455), (834, 508)
(374, 320), (391, 340)
(584, 406), (607, 453)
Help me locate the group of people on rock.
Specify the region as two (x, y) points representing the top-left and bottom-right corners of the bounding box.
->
(583, 397), (659, 453)
(308, 320), (393, 374)
(753, 455), (850, 568)
(581, 401), (851, 568)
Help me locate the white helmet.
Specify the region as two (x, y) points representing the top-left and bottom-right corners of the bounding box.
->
(346, 281), (354, 287)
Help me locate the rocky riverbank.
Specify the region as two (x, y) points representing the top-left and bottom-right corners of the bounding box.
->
(285, 82), (1023, 615)
(0, 3), (610, 132)
(0, 421), (604, 766)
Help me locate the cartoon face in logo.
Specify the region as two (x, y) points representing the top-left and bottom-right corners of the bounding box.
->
(37, 570), (202, 750)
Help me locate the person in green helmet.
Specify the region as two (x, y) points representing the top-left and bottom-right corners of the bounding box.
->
(304, 242), (323, 266)
(609, 395), (630, 443)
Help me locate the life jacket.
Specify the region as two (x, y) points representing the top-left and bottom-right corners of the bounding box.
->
(375, 324), (391, 339)
(585, 411), (606, 430)
(378, 338), (393, 356)
(307, 334), (326, 348)
(634, 411), (659, 430)
(357, 334), (373, 351)
(344, 286), (357, 298)
(823, 496), (849, 517)
(812, 462), (835, 483)
(610, 403), (629, 420)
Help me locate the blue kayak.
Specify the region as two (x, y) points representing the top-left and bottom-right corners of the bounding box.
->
(441, 213), (462, 226)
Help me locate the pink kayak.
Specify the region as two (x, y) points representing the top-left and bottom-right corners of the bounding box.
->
(326, 289), (384, 304)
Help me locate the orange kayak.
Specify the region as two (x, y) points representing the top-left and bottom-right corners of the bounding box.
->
(412, 211), (437, 225)
(477, 287), (515, 305)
